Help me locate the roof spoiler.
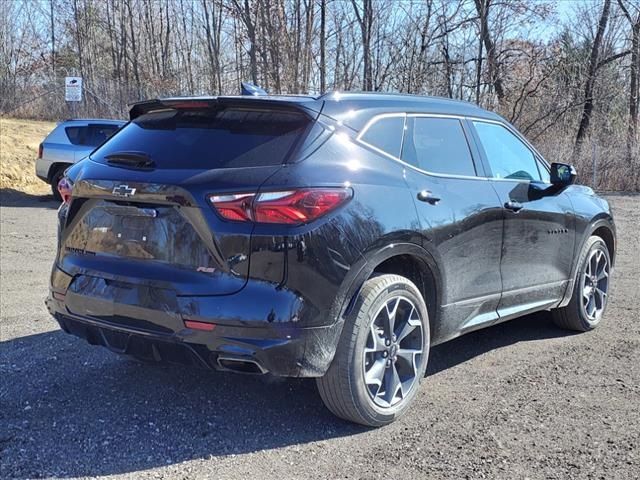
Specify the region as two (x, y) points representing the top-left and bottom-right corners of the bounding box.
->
(128, 97), (323, 121)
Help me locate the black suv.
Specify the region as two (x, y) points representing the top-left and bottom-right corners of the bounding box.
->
(47, 92), (615, 426)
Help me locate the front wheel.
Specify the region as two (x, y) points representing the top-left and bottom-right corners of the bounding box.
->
(552, 235), (611, 331)
(317, 274), (430, 427)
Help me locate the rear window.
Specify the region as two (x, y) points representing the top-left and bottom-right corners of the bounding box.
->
(91, 108), (310, 169)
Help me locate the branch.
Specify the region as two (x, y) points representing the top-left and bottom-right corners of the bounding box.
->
(596, 50), (631, 70)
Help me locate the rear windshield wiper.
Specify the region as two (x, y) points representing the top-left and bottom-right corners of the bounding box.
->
(104, 151), (155, 170)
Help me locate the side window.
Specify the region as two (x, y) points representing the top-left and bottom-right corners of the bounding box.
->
(473, 121), (542, 181)
(89, 124), (119, 146)
(65, 126), (90, 146)
(401, 117), (477, 176)
(359, 116), (405, 158)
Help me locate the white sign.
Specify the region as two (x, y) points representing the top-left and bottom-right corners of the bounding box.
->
(65, 76), (82, 102)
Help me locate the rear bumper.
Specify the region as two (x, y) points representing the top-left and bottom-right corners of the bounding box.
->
(46, 286), (343, 378)
(35, 157), (52, 182)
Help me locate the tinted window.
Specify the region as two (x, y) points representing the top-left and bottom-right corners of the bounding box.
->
(89, 124), (119, 146)
(92, 108), (309, 169)
(360, 116), (404, 158)
(65, 126), (90, 146)
(401, 117), (476, 176)
(473, 121), (541, 181)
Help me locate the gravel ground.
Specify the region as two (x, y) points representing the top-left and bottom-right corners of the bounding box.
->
(1, 191), (639, 480)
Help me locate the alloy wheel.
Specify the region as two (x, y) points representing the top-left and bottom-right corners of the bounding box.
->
(363, 296), (424, 408)
(582, 248), (609, 321)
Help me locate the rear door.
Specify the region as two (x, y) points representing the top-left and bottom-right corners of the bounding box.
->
(398, 114), (505, 341)
(59, 104), (314, 297)
(469, 120), (575, 318)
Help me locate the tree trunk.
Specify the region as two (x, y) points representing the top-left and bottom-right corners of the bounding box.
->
(351, 0), (373, 91)
(320, 0), (326, 92)
(474, 0), (505, 106)
(574, 0), (611, 159)
(50, 0), (55, 78)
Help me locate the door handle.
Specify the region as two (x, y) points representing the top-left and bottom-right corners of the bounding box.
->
(417, 190), (441, 205)
(504, 200), (523, 212)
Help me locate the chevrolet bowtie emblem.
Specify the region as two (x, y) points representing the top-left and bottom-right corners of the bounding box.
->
(112, 184), (136, 197)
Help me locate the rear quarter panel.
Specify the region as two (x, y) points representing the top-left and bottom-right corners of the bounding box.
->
(250, 132), (421, 327)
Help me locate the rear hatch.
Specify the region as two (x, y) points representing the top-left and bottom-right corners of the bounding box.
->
(58, 98), (319, 297)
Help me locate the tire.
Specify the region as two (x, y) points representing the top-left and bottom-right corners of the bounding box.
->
(552, 235), (611, 332)
(317, 274), (430, 427)
(50, 168), (65, 202)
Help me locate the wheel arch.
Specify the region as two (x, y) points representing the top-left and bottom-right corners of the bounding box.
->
(339, 242), (443, 339)
(48, 162), (72, 184)
(591, 222), (615, 267)
(558, 216), (616, 308)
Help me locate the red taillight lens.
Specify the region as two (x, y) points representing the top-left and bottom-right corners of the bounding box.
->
(57, 177), (72, 204)
(208, 193), (254, 222)
(254, 189), (351, 224)
(38, 143), (43, 159)
(208, 188), (351, 225)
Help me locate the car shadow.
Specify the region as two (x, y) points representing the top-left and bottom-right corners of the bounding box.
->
(427, 311), (573, 376)
(0, 188), (59, 208)
(1, 311), (571, 478)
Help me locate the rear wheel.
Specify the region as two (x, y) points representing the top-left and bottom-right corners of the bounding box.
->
(317, 274), (430, 427)
(552, 236), (611, 331)
(50, 168), (65, 202)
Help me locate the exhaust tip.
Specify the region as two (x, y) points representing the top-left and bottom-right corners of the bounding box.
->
(216, 355), (267, 375)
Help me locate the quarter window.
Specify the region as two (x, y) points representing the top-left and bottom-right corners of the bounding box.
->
(359, 116), (405, 158)
(401, 117), (476, 176)
(89, 124), (119, 146)
(65, 126), (90, 146)
(473, 121), (542, 181)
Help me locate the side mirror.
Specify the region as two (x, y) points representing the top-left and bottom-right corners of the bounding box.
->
(550, 162), (577, 186)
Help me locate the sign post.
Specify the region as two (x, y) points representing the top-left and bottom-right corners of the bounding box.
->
(65, 76), (82, 117)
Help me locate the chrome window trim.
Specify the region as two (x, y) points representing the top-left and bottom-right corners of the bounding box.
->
(356, 112), (488, 181)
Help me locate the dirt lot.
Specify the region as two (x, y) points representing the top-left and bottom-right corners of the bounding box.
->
(0, 192), (638, 479)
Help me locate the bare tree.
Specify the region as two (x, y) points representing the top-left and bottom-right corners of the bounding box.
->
(351, 0), (373, 90)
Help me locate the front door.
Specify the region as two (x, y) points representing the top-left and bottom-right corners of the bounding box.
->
(469, 120), (575, 319)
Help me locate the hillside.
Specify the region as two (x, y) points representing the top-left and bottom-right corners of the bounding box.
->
(1, 117), (56, 193)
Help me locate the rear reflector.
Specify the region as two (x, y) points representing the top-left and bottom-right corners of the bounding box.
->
(184, 320), (216, 331)
(208, 188), (352, 225)
(52, 291), (66, 301)
(38, 143), (43, 159)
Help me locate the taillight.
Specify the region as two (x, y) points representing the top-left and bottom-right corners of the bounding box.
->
(208, 188), (352, 225)
(57, 177), (72, 204)
(38, 143), (43, 159)
(208, 193), (254, 222)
